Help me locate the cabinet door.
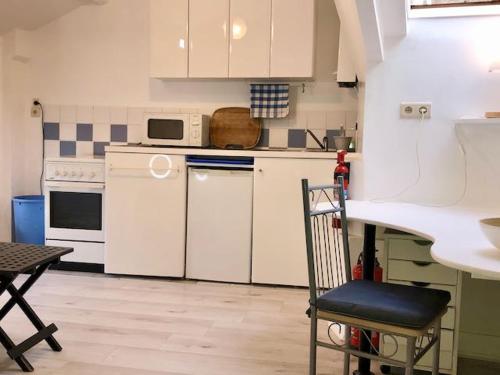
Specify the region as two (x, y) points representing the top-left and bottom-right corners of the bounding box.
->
(105, 153), (186, 277)
(229, 0), (271, 78)
(270, 0), (315, 78)
(189, 0), (229, 78)
(252, 157), (336, 286)
(150, 0), (188, 78)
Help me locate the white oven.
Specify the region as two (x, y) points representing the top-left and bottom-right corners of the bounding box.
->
(143, 113), (210, 147)
(44, 181), (104, 242)
(44, 158), (105, 265)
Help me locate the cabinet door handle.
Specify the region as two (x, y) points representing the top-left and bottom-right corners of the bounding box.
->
(413, 261), (432, 267)
(258, 169), (263, 172)
(413, 239), (432, 246)
(411, 281), (431, 287)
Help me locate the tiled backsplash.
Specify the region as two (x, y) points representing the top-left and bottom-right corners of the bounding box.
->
(42, 105), (357, 157)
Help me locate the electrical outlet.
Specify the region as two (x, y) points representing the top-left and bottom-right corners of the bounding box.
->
(31, 98), (41, 118)
(400, 102), (432, 119)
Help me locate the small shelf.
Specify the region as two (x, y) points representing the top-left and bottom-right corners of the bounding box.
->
(455, 118), (500, 125)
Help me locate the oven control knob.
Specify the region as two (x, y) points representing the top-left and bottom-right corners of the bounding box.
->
(79, 171), (84, 178)
(71, 171), (77, 177)
(89, 172), (95, 179)
(54, 170), (60, 176)
(62, 171), (68, 177)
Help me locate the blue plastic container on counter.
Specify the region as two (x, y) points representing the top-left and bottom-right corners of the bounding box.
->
(12, 195), (45, 245)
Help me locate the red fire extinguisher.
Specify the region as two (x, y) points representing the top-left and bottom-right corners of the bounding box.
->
(350, 253), (383, 350)
(334, 150), (349, 200)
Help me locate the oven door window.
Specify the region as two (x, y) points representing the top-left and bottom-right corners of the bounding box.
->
(148, 119), (184, 140)
(50, 191), (102, 230)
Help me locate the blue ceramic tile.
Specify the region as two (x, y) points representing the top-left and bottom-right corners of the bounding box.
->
(93, 142), (109, 156)
(43, 123), (59, 140)
(257, 129), (269, 147)
(110, 124), (127, 142)
(77, 123), (93, 141)
(60, 141), (76, 156)
(288, 129), (306, 148)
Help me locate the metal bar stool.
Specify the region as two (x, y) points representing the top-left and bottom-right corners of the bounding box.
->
(301, 178), (450, 375)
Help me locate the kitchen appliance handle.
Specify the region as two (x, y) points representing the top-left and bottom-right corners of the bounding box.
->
(107, 166), (181, 179)
(44, 181), (105, 190)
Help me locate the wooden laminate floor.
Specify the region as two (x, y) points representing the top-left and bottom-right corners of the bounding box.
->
(0, 271), (382, 375)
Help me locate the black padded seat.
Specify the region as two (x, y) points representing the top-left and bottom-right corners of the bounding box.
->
(316, 280), (451, 330)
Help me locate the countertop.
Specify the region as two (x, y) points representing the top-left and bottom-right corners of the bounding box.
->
(318, 200), (500, 280)
(105, 144), (362, 161)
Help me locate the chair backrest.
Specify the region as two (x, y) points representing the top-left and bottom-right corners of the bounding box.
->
(301, 178), (351, 306)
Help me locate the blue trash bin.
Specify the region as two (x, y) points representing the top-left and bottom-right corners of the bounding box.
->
(12, 195), (45, 245)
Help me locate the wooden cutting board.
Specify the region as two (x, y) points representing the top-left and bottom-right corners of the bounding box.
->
(210, 107), (262, 149)
(485, 112), (500, 118)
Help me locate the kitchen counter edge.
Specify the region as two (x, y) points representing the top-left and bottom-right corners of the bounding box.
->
(105, 146), (362, 161)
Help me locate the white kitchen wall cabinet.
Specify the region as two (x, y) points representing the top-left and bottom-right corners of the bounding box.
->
(270, 0), (315, 78)
(189, 0), (230, 78)
(229, 0), (271, 78)
(252, 157), (336, 286)
(105, 152), (186, 277)
(150, 0), (189, 78)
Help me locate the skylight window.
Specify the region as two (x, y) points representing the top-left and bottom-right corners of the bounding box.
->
(410, 0), (500, 17)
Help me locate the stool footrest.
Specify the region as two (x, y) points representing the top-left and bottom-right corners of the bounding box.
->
(7, 324), (58, 359)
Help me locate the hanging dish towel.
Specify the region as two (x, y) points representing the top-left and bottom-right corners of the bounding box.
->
(250, 83), (289, 119)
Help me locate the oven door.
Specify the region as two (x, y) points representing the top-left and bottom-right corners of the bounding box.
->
(45, 181), (105, 242)
(144, 114), (190, 146)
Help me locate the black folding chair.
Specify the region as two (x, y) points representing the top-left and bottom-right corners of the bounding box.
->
(301, 178), (450, 375)
(0, 243), (72, 372)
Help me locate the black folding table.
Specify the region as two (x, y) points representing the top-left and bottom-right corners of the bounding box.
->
(0, 242), (73, 372)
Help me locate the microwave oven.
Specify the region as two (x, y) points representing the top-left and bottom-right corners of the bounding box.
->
(143, 113), (210, 147)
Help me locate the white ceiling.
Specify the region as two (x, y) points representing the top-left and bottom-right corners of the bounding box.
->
(0, 0), (106, 35)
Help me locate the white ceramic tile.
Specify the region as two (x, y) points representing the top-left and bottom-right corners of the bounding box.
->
(44, 140), (60, 158)
(44, 105), (60, 123)
(76, 141), (94, 157)
(179, 107), (199, 114)
(127, 124), (142, 143)
(264, 119), (289, 129)
(268, 128), (288, 149)
(162, 107), (180, 114)
(346, 111), (358, 130)
(59, 122), (77, 141)
(110, 141), (128, 146)
(326, 111), (347, 129)
(296, 111), (307, 129)
(127, 107), (144, 125)
(93, 123), (111, 142)
(76, 106), (93, 123)
(306, 129), (326, 149)
(110, 106), (127, 124)
(93, 106), (110, 123)
(144, 107), (162, 114)
(60, 105), (77, 123)
(307, 111), (327, 129)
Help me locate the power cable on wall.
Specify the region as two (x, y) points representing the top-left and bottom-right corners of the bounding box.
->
(34, 100), (45, 195)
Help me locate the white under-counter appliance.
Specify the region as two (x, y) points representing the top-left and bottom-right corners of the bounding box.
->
(105, 152), (186, 277)
(143, 113), (210, 147)
(44, 157), (105, 268)
(186, 155), (254, 283)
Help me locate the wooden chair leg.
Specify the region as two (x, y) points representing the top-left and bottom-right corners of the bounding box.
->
(432, 319), (442, 375)
(405, 336), (416, 375)
(343, 325), (350, 375)
(309, 307), (318, 375)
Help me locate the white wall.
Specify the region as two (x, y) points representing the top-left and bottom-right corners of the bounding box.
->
(0, 37), (9, 241)
(360, 15), (500, 208)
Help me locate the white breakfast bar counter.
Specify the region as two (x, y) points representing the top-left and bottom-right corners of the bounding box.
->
(337, 200), (500, 280)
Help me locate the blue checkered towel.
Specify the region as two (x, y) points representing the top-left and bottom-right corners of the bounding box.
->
(250, 84), (289, 119)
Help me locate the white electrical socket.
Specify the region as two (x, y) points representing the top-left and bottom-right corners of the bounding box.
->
(31, 98), (41, 118)
(400, 102), (432, 119)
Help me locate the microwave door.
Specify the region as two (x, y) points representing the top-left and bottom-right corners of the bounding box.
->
(145, 114), (190, 146)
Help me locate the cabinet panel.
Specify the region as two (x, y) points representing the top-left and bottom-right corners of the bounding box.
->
(189, 0), (229, 77)
(388, 259), (458, 285)
(388, 238), (434, 263)
(229, 0), (271, 78)
(105, 153), (186, 277)
(150, 0), (188, 78)
(270, 0), (315, 77)
(252, 157), (336, 286)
